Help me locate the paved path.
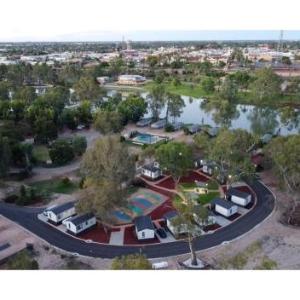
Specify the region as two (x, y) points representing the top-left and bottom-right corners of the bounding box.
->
(0, 180), (275, 259)
(24, 129), (101, 183)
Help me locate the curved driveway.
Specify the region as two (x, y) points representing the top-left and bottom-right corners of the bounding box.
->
(0, 180), (275, 259)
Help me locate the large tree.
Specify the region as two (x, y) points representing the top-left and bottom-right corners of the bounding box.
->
(250, 68), (282, 102)
(147, 84), (166, 121)
(74, 76), (103, 101)
(173, 188), (209, 266)
(78, 135), (135, 221)
(93, 110), (123, 134)
(155, 142), (192, 189)
(165, 93), (185, 123)
(118, 94), (147, 123)
(194, 129), (256, 185)
(266, 135), (300, 192)
(0, 135), (11, 178)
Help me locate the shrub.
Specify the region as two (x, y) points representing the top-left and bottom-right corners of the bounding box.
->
(61, 177), (70, 185)
(72, 136), (87, 156)
(165, 123), (175, 132)
(49, 139), (75, 166)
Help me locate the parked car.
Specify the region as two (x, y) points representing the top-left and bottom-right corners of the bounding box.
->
(156, 227), (167, 238)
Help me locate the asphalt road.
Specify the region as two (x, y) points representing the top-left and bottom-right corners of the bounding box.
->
(0, 180), (275, 259)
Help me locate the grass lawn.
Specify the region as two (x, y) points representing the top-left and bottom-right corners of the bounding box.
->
(207, 180), (219, 190)
(179, 182), (198, 189)
(30, 178), (79, 195)
(197, 192), (220, 205)
(32, 145), (50, 163)
(145, 82), (209, 98)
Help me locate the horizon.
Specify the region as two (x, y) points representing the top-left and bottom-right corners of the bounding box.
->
(1, 30), (300, 43)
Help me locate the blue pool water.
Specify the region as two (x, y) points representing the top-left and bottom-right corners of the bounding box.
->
(132, 133), (161, 145)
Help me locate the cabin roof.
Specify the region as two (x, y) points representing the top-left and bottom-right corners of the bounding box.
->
(227, 187), (251, 199)
(45, 202), (74, 215)
(211, 198), (237, 209)
(134, 215), (154, 231)
(67, 213), (95, 226)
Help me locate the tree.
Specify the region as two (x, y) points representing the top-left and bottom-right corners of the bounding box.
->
(58, 64), (82, 87)
(173, 188), (209, 266)
(93, 110), (123, 134)
(201, 77), (215, 94)
(266, 135), (300, 192)
(6, 250), (39, 270)
(111, 254), (152, 270)
(0, 81), (10, 100)
(218, 76), (238, 102)
(72, 136), (87, 156)
(49, 139), (75, 165)
(281, 56), (292, 66)
(165, 93), (185, 123)
(74, 76), (103, 101)
(0, 135), (11, 178)
(62, 108), (79, 130)
(118, 94), (147, 123)
(155, 142), (192, 189)
(147, 84), (166, 121)
(206, 129), (256, 186)
(77, 100), (92, 125)
(13, 86), (36, 104)
(250, 68), (281, 102)
(78, 135), (135, 221)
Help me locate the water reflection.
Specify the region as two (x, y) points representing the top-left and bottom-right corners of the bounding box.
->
(247, 107), (279, 136)
(200, 100), (240, 128)
(106, 89), (299, 136)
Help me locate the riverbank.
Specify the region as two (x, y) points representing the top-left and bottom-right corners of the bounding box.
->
(105, 82), (300, 108)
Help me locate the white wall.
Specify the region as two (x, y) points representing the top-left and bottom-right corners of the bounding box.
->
(47, 207), (76, 223)
(215, 204), (238, 217)
(231, 194), (251, 207)
(65, 217), (96, 234)
(136, 228), (155, 240)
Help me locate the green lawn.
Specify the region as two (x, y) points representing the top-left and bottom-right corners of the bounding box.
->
(145, 82), (209, 98)
(179, 182), (198, 189)
(30, 178), (79, 195)
(32, 145), (50, 163)
(207, 180), (219, 190)
(197, 192), (220, 205)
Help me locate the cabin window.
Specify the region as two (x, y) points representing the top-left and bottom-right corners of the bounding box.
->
(142, 232), (145, 238)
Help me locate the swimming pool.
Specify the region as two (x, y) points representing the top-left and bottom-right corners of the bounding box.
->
(132, 133), (166, 145)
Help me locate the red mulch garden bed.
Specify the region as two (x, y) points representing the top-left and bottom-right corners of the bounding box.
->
(79, 223), (119, 244)
(123, 226), (160, 245)
(156, 171), (209, 190)
(148, 197), (175, 220)
(203, 223), (221, 232)
(227, 213), (241, 221)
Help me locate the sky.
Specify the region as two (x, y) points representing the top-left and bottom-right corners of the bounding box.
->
(1, 0), (300, 42)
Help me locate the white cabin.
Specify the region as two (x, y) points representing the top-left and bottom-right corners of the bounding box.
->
(43, 202), (75, 224)
(134, 216), (155, 240)
(227, 187), (252, 207)
(211, 198), (238, 218)
(63, 213), (96, 235)
(141, 162), (162, 180)
(164, 211), (188, 237)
